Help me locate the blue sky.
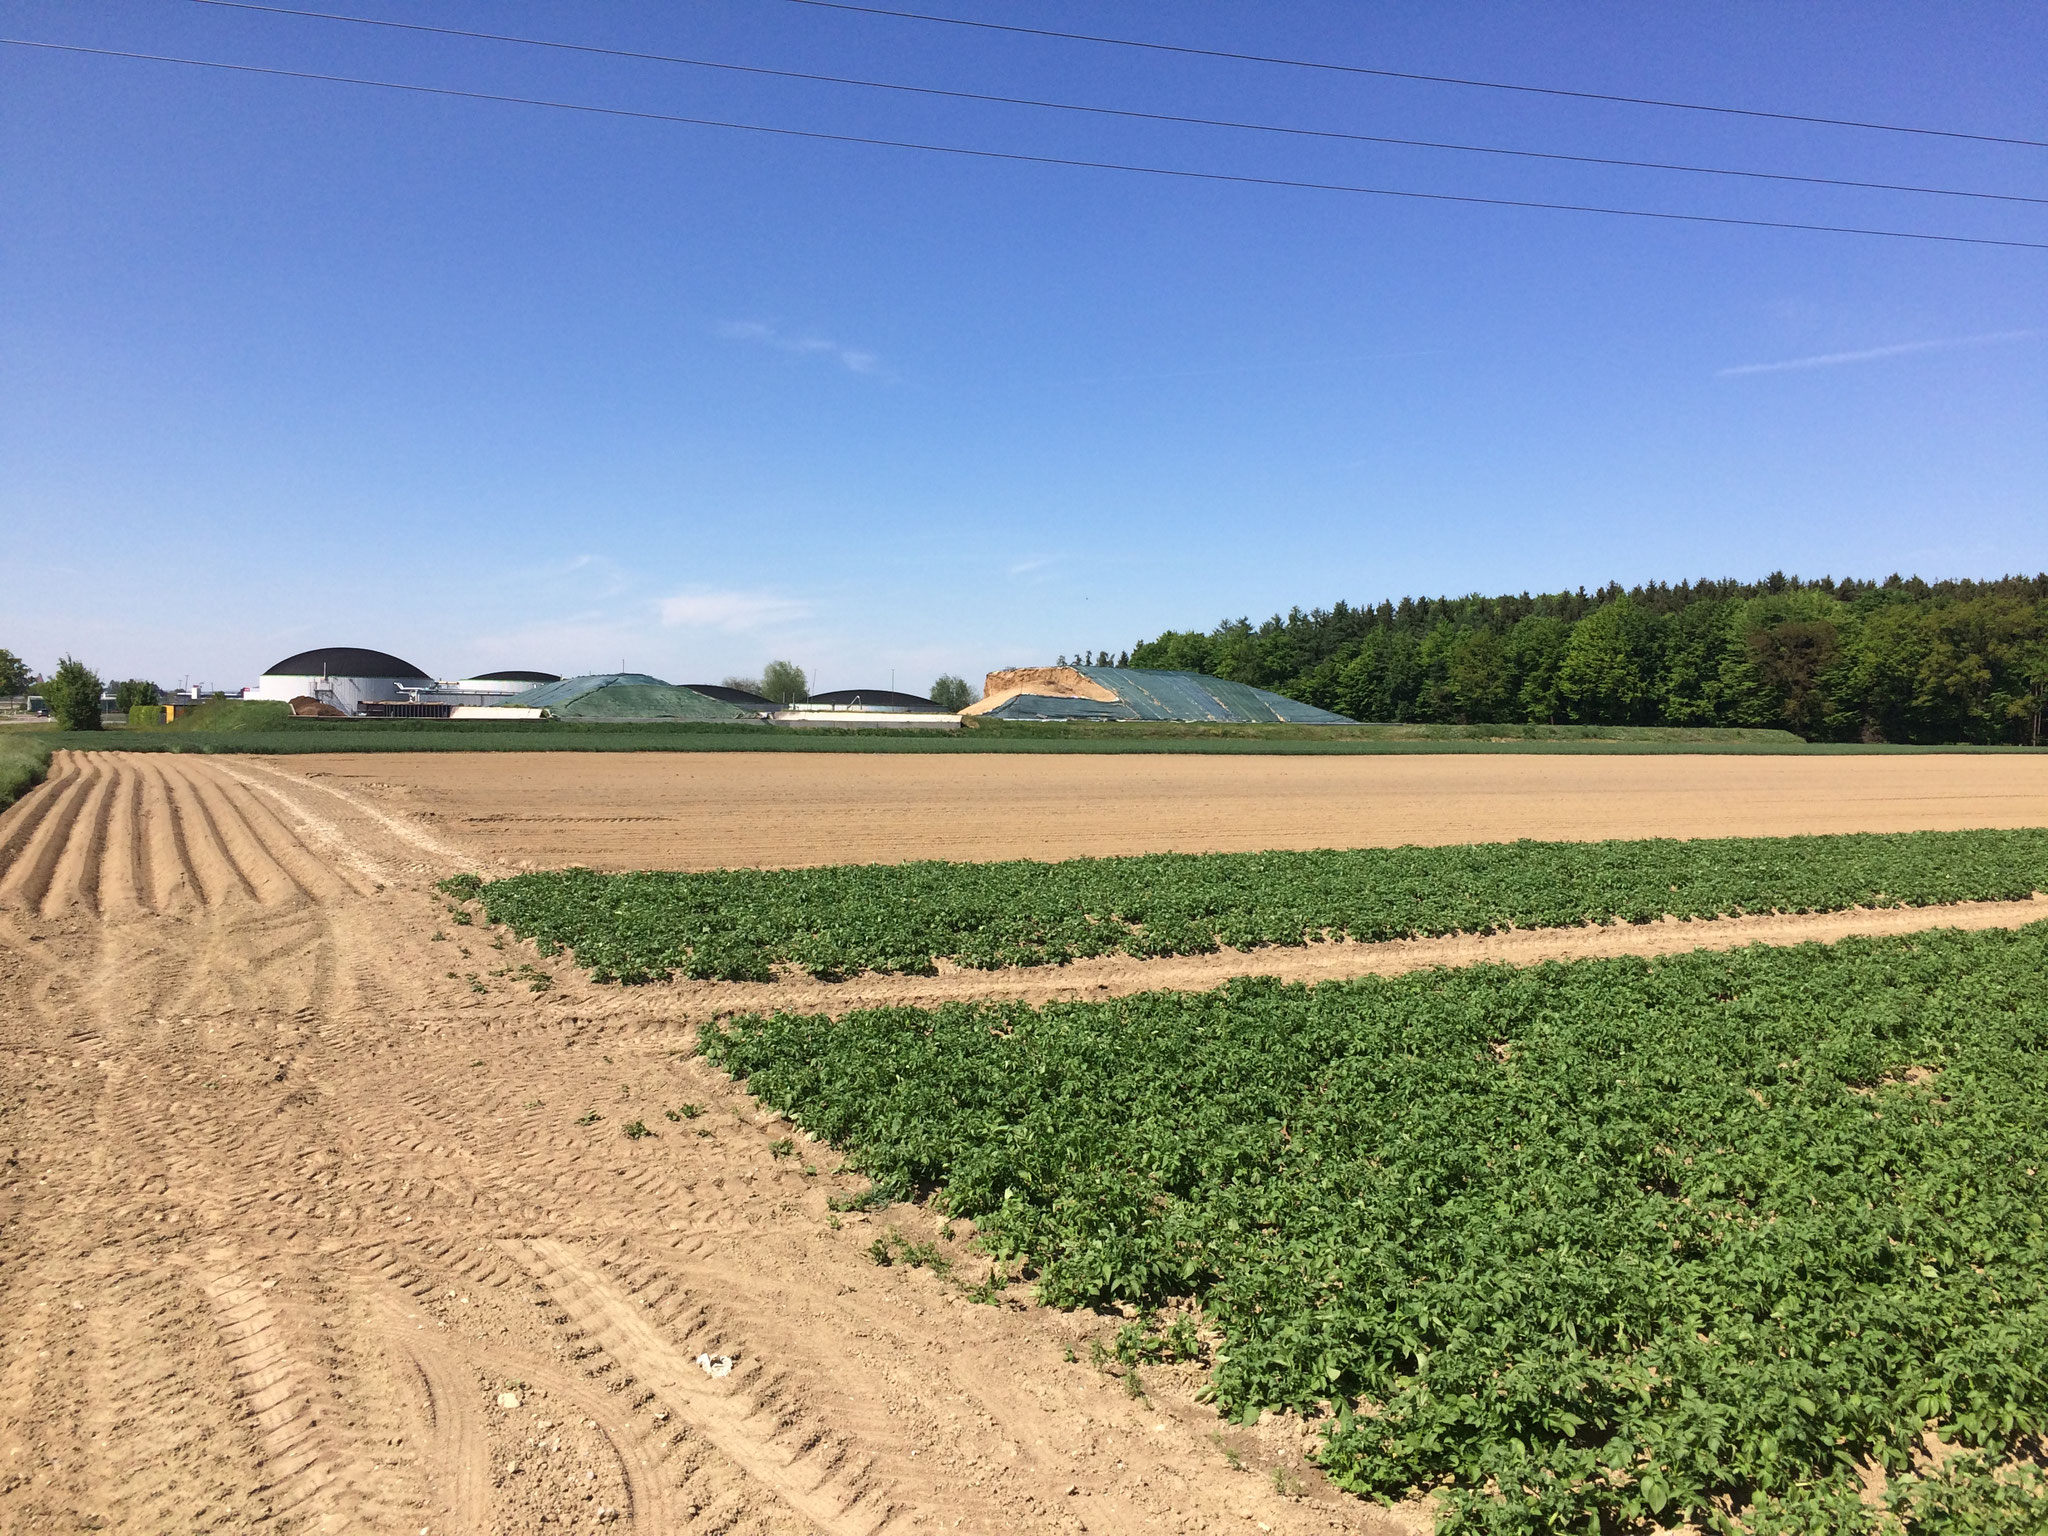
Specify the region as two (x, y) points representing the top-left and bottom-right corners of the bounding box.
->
(4, 1), (2044, 693)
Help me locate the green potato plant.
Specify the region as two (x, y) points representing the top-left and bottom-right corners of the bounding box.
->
(700, 926), (2048, 1535)
(461, 828), (2048, 984)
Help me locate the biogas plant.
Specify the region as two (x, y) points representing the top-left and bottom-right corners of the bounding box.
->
(247, 647), (1351, 729)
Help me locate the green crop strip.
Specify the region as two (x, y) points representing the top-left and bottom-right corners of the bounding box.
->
(468, 827), (2048, 982)
(0, 731), (54, 812)
(700, 928), (2048, 1534)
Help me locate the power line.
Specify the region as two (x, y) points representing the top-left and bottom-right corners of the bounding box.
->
(779, 0), (2048, 152)
(7, 37), (2045, 251)
(172, 0), (2048, 208)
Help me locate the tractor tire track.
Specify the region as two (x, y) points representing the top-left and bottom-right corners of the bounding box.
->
(518, 1237), (905, 1536)
(0, 749), (1442, 1536)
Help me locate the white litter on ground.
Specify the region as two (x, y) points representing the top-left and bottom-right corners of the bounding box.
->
(696, 1352), (734, 1379)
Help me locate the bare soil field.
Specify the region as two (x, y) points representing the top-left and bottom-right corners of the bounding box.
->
(2, 748), (2044, 1536)
(0, 753), (1423, 1536)
(270, 749), (2048, 870)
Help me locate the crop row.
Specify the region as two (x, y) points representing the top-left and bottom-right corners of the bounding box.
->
(464, 827), (2048, 982)
(700, 925), (2048, 1534)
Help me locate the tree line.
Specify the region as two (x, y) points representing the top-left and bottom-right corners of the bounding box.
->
(0, 649), (163, 730)
(1128, 574), (2048, 744)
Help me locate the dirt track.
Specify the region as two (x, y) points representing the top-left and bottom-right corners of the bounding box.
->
(2, 748), (2045, 1535)
(270, 749), (2048, 870)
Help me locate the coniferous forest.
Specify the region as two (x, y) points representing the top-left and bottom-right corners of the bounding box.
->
(1126, 574), (2048, 744)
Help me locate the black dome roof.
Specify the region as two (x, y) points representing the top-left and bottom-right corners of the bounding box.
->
(263, 646), (430, 679)
(807, 688), (946, 711)
(469, 670), (560, 683)
(686, 683), (778, 709)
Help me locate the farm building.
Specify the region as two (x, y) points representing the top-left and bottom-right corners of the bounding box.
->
(776, 687), (961, 729)
(374, 669), (567, 714)
(452, 670), (559, 696)
(498, 674), (762, 722)
(806, 688), (952, 713)
(966, 665), (1351, 724)
(249, 646), (433, 715)
(685, 683), (780, 714)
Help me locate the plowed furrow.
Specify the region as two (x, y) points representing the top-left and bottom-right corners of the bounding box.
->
(213, 757), (396, 894)
(212, 767), (360, 904)
(95, 754), (151, 915)
(174, 760), (310, 907)
(135, 754), (203, 909)
(0, 752), (97, 911)
(152, 757), (259, 905)
(235, 755), (479, 868)
(41, 751), (118, 916)
(0, 747), (78, 873)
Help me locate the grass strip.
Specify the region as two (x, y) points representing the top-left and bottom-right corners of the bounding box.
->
(465, 827), (2048, 982)
(36, 723), (2042, 756)
(118, 703), (1804, 745)
(0, 730), (54, 812)
(700, 928), (2048, 1534)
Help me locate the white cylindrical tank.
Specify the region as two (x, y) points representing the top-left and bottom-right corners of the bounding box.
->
(252, 647), (433, 715)
(447, 670), (561, 697)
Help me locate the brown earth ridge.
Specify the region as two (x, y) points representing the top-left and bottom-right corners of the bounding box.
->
(2, 748), (2045, 1535)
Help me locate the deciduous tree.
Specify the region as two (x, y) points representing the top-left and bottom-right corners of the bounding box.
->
(42, 656), (104, 731)
(759, 660), (808, 706)
(928, 674), (974, 712)
(1555, 599), (1655, 724)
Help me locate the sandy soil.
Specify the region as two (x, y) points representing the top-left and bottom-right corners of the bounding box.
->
(2, 748), (2044, 1536)
(0, 753), (1426, 1536)
(269, 749), (2048, 871)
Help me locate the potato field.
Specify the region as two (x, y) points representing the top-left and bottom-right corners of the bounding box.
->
(425, 824), (2048, 1530)
(462, 827), (2048, 982)
(9, 744), (2048, 1535)
(702, 929), (2048, 1535)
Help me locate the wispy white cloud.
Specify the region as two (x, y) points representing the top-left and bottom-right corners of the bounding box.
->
(1007, 555), (1058, 577)
(659, 589), (812, 632)
(541, 552), (632, 596)
(717, 320), (881, 375)
(481, 550), (629, 592)
(1717, 328), (2040, 377)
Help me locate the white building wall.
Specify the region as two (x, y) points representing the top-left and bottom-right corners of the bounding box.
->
(450, 677), (545, 696)
(251, 674), (421, 714)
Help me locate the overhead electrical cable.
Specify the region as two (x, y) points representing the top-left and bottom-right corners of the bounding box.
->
(776, 0), (2048, 151)
(7, 37), (2045, 250)
(169, 0), (2048, 207)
